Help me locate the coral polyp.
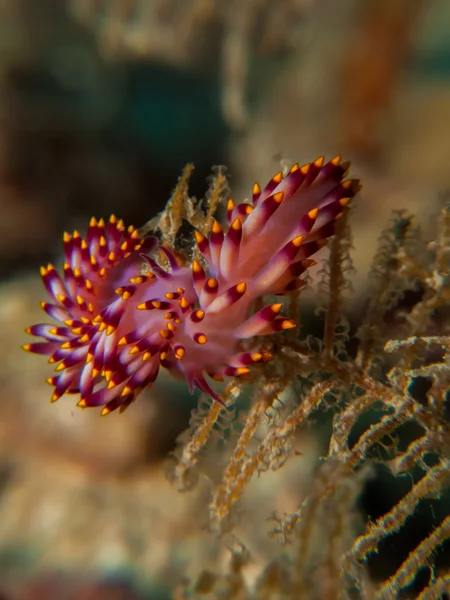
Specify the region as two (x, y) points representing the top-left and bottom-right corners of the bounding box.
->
(23, 157), (360, 415)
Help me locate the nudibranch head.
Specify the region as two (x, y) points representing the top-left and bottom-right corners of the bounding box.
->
(23, 157), (360, 414)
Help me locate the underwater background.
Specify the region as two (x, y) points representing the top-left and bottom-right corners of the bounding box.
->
(2, 0), (450, 598)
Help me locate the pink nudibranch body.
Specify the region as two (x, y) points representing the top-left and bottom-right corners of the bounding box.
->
(23, 156), (360, 415)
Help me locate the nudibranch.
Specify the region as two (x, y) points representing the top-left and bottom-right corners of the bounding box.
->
(23, 157), (360, 415)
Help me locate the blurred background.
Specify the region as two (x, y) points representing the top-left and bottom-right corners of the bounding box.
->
(2, 0), (450, 597)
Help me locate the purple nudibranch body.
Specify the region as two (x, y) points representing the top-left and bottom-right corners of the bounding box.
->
(23, 156), (360, 415)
